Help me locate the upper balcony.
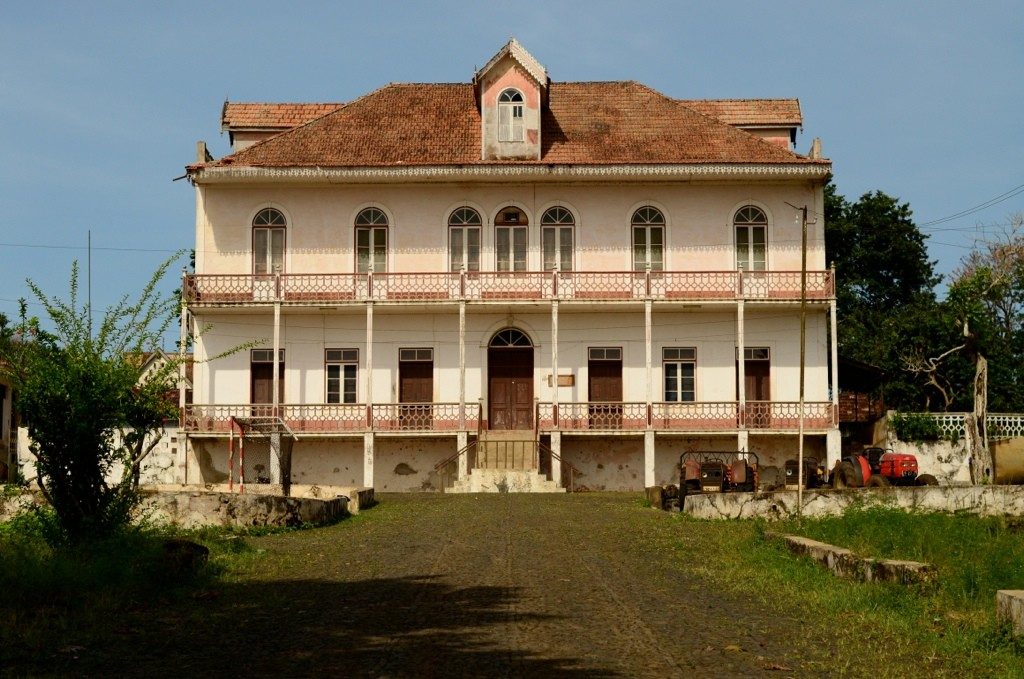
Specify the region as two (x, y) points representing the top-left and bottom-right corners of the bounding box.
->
(184, 269), (834, 307)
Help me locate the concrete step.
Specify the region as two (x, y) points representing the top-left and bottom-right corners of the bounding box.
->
(449, 468), (565, 493)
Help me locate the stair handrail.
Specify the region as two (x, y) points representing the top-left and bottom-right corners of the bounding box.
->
(538, 441), (582, 493)
(433, 439), (478, 492)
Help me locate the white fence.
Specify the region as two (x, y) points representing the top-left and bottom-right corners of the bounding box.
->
(893, 412), (1024, 442)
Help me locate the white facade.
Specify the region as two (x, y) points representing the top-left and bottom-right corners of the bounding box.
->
(183, 41), (839, 492)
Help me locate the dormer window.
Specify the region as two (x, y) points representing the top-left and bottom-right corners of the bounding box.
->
(498, 89), (524, 142)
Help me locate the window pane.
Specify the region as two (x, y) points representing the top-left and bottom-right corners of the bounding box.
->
(466, 228), (480, 271)
(513, 227), (527, 271)
(664, 363), (678, 401)
(560, 228), (573, 271)
(543, 228), (556, 270)
(650, 229), (664, 271)
(327, 364), (340, 403)
(343, 365), (357, 403)
(633, 226), (646, 270)
(450, 228), (463, 271)
(681, 364), (695, 401)
(253, 229), (268, 274)
(497, 228), (511, 271)
(270, 229), (284, 273)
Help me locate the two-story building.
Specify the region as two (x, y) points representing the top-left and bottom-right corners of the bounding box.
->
(182, 39), (838, 492)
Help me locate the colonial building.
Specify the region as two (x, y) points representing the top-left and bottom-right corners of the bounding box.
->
(182, 39), (838, 492)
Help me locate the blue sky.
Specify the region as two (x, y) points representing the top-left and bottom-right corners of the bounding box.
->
(2, 1), (1021, 345)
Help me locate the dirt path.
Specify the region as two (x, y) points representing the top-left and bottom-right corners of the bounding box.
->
(60, 494), (842, 677)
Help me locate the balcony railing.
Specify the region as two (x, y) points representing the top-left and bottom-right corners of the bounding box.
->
(183, 403), (479, 435)
(185, 270), (834, 306)
(536, 401), (836, 432)
(184, 401), (835, 435)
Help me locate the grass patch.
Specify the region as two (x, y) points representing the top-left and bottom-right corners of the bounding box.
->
(649, 506), (1024, 676)
(0, 508), (267, 667)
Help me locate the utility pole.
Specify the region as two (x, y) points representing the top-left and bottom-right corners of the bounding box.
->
(87, 230), (92, 339)
(785, 203), (809, 517)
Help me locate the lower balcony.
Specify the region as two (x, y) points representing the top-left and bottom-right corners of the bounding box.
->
(183, 401), (835, 435)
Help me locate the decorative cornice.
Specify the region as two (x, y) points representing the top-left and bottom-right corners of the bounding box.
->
(190, 162), (831, 185)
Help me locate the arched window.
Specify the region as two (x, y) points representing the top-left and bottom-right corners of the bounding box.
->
(253, 208), (286, 275)
(495, 206), (528, 272)
(541, 207), (574, 271)
(498, 89), (524, 142)
(631, 206), (665, 271)
(734, 206), (767, 271)
(448, 207), (482, 272)
(355, 207), (388, 273)
(489, 328), (532, 347)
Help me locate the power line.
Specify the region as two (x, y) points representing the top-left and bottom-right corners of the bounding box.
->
(918, 182), (1024, 227)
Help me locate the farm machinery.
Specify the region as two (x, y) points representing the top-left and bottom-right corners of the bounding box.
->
(678, 450), (759, 498)
(830, 447), (938, 488)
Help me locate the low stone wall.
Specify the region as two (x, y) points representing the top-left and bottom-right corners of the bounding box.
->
(769, 533), (935, 585)
(143, 484), (375, 513)
(0, 490), (40, 523)
(138, 490), (348, 529)
(682, 485), (1024, 520)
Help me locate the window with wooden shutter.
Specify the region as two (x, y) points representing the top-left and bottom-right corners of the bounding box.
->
(498, 89), (524, 142)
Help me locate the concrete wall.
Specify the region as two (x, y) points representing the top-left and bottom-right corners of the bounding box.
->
(138, 490), (348, 529)
(194, 307), (832, 408)
(194, 182), (824, 276)
(684, 485), (1024, 521)
(561, 436), (644, 491)
(374, 436), (455, 492)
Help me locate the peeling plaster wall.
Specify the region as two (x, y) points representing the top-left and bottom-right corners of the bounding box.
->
(374, 437), (456, 492)
(748, 434), (826, 470)
(561, 436), (644, 491)
(290, 439), (364, 487)
(884, 435), (972, 484)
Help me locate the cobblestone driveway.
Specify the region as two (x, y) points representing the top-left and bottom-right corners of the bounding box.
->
(80, 494), (843, 677)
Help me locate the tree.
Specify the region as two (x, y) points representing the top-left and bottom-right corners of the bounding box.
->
(825, 182), (944, 409)
(0, 258), (182, 544)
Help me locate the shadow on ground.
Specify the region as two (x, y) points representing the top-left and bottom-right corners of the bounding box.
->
(7, 575), (619, 678)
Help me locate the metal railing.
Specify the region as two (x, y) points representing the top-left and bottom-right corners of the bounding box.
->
(537, 401), (835, 431)
(184, 269), (835, 306)
(184, 402), (480, 434)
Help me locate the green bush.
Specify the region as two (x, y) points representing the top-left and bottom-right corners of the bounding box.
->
(890, 411), (944, 442)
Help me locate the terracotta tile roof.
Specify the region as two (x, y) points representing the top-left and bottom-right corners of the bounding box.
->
(221, 102), (344, 130)
(678, 99), (802, 127)
(202, 82), (822, 170)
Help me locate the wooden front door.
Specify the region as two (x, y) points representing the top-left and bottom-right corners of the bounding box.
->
(250, 361), (284, 413)
(488, 347), (533, 429)
(588, 358), (623, 428)
(739, 359), (770, 427)
(399, 359), (433, 427)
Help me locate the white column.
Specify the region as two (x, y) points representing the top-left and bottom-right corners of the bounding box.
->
(364, 303), (374, 488)
(270, 299), (282, 484)
(644, 429), (655, 487)
(737, 300), (746, 428)
(457, 431), (468, 479)
(828, 299), (841, 468)
(737, 430), (749, 455)
(459, 301), (466, 430)
(363, 432), (374, 488)
(550, 431), (563, 487)
(644, 300), (653, 408)
(551, 299), (559, 422)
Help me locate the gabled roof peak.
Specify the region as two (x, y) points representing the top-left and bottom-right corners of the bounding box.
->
(474, 38), (548, 87)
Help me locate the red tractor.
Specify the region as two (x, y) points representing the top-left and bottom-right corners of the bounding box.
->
(830, 447), (938, 488)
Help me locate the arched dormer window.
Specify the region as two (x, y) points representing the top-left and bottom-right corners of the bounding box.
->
(541, 206), (574, 271)
(498, 89), (524, 142)
(734, 206), (767, 271)
(631, 206), (665, 271)
(355, 207), (388, 273)
(495, 206), (528, 272)
(448, 207), (482, 272)
(253, 207), (286, 275)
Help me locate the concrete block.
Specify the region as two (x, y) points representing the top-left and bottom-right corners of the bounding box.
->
(645, 486), (664, 509)
(997, 590), (1024, 636)
(772, 533), (935, 585)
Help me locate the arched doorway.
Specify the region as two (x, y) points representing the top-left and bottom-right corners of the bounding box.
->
(487, 328), (534, 430)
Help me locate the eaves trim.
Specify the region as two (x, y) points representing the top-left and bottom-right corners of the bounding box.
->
(190, 162), (831, 185)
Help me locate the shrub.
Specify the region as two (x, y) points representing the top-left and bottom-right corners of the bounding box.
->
(890, 411), (944, 442)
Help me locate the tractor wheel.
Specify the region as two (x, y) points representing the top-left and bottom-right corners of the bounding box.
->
(832, 461), (857, 489)
(867, 474), (890, 488)
(917, 474), (939, 486)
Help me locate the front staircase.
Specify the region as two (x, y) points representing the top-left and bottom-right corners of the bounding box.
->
(447, 430), (564, 493)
